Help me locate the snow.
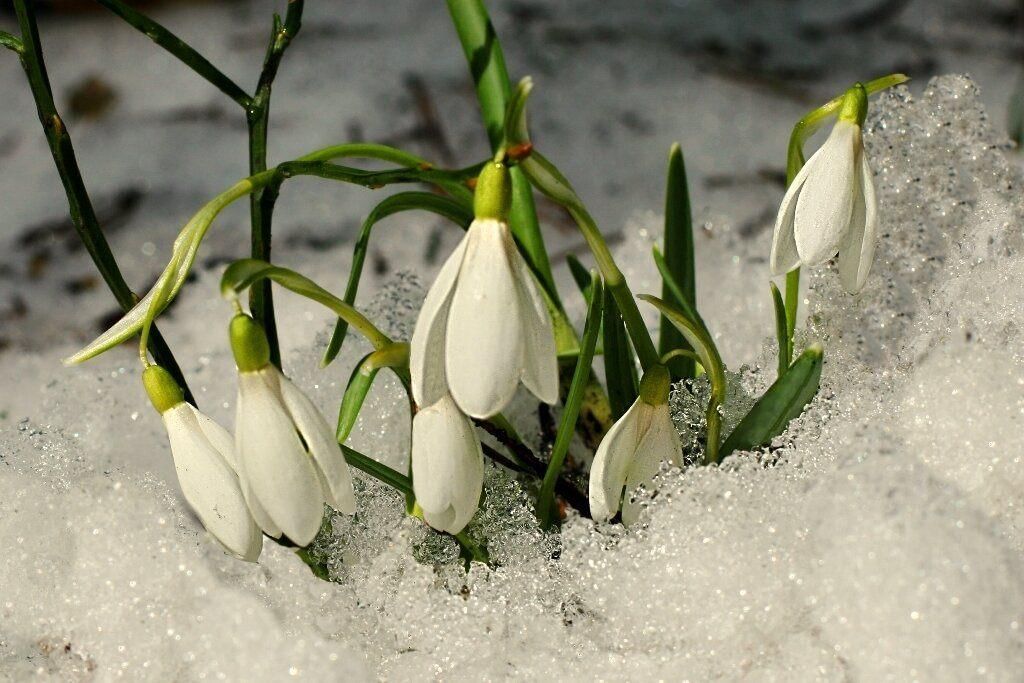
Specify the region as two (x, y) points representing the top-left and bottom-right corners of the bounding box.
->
(2, 75), (1024, 680)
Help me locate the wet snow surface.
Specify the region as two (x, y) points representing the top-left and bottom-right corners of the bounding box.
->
(2, 0), (1024, 680)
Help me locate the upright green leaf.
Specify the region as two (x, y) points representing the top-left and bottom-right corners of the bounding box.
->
(719, 344), (823, 458)
(566, 253), (594, 304)
(602, 285), (638, 419)
(536, 278), (603, 528)
(769, 282), (790, 376)
(659, 144), (697, 380)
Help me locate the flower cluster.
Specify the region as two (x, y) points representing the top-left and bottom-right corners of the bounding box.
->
(144, 314), (355, 559)
(80, 76), (891, 566)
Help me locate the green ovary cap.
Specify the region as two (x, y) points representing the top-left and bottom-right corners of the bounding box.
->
(838, 83), (868, 126)
(230, 314), (271, 373)
(639, 363), (671, 406)
(143, 365), (185, 414)
(473, 161), (512, 221)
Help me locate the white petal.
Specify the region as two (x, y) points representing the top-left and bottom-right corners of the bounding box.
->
(769, 162), (811, 275)
(838, 149), (879, 293)
(411, 234), (469, 407)
(508, 231), (559, 405)
(236, 370), (325, 546)
(588, 399), (649, 521)
(445, 219), (524, 418)
(621, 404), (681, 525)
(411, 395), (484, 534)
(163, 404), (262, 561)
(793, 120), (859, 265)
(234, 394), (281, 539)
(276, 368), (356, 514)
(187, 404), (238, 471)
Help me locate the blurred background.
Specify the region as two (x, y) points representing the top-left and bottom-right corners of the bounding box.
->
(0, 0), (1020, 370)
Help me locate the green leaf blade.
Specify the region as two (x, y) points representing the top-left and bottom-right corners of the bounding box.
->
(602, 285), (638, 420)
(719, 344), (823, 458)
(659, 144), (697, 380)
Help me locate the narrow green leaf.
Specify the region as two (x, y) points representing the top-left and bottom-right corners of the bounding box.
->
(336, 344), (410, 442)
(537, 278), (603, 527)
(659, 144), (697, 380)
(322, 192), (472, 366)
(445, 0), (558, 306)
(220, 259), (395, 354)
(719, 344), (823, 458)
(602, 285), (638, 420)
(652, 246), (711, 340)
(503, 77), (533, 147)
(64, 174), (268, 365)
(566, 254), (594, 303)
(769, 282), (790, 377)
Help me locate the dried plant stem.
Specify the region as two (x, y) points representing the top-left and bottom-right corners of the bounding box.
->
(10, 0), (193, 402)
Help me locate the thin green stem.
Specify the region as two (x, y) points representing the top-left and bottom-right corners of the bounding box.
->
(566, 203), (659, 370)
(12, 0), (192, 402)
(445, 0), (558, 304)
(246, 1), (304, 369)
(323, 192), (473, 366)
(784, 268), (799, 363)
(95, 0), (251, 108)
(537, 279), (602, 527)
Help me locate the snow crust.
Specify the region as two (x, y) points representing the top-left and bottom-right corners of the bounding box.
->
(3, 76), (1024, 680)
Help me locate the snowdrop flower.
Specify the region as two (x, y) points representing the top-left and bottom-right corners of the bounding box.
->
(230, 314), (356, 546)
(410, 160), (558, 419)
(589, 364), (682, 525)
(771, 84), (878, 293)
(411, 393), (484, 534)
(142, 365), (262, 561)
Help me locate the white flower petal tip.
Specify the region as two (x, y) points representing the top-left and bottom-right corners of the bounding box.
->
(235, 367), (347, 547)
(588, 400), (681, 526)
(412, 395), (483, 535)
(277, 371), (357, 515)
(769, 118), (879, 291)
(410, 218), (559, 420)
(162, 404), (262, 561)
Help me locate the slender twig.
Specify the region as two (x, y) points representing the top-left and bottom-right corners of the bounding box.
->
(11, 0), (193, 402)
(95, 0), (251, 108)
(247, 0), (304, 369)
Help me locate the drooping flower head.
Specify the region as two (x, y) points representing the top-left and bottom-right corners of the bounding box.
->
(230, 314), (355, 547)
(411, 393), (484, 534)
(142, 365), (262, 561)
(410, 160), (558, 419)
(771, 83), (878, 293)
(589, 364), (682, 525)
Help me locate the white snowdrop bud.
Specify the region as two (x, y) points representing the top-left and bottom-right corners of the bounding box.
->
(230, 315), (355, 547)
(143, 365), (262, 561)
(589, 364), (682, 525)
(411, 393), (484, 534)
(771, 83), (878, 293)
